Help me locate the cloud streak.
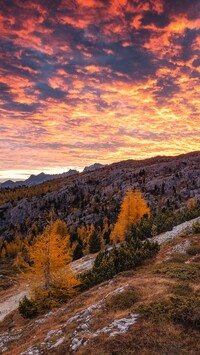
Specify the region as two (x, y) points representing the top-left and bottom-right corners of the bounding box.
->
(0, 0), (200, 180)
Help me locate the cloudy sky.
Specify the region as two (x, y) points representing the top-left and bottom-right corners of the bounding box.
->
(0, 0), (200, 181)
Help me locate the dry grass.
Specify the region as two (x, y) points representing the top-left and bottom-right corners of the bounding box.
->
(78, 319), (200, 355)
(1, 234), (200, 355)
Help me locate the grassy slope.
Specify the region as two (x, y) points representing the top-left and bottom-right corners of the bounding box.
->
(0, 233), (200, 355)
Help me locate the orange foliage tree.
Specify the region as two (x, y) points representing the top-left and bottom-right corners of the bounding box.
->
(26, 218), (79, 298)
(111, 188), (150, 244)
(187, 198), (196, 209)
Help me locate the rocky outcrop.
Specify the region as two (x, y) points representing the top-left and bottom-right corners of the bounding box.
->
(83, 163), (106, 172)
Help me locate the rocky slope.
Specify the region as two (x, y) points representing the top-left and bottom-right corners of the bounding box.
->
(1, 216), (199, 324)
(0, 151), (200, 240)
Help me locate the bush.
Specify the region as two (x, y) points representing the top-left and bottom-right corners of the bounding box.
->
(129, 205), (200, 241)
(80, 239), (159, 290)
(139, 295), (200, 329)
(169, 282), (193, 297)
(106, 289), (139, 311)
(170, 295), (200, 329)
(153, 264), (200, 281)
(31, 287), (54, 312)
(169, 253), (188, 263)
(192, 222), (200, 234)
(89, 231), (101, 253)
(19, 296), (38, 318)
(187, 244), (200, 256)
(19, 277), (80, 318)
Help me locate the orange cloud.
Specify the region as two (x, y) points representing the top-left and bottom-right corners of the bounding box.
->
(0, 0), (199, 181)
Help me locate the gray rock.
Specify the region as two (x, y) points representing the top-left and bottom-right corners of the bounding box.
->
(80, 323), (88, 331)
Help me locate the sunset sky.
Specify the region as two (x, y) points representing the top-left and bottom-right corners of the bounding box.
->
(0, 0), (200, 182)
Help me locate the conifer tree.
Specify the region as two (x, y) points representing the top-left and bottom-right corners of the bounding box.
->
(89, 230), (101, 253)
(73, 239), (84, 260)
(111, 188), (150, 244)
(26, 218), (79, 296)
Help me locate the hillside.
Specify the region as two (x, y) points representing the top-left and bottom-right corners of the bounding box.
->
(0, 151), (200, 241)
(0, 219), (199, 354)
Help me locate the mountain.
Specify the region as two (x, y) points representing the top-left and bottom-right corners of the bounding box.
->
(83, 163), (106, 172)
(0, 151), (199, 240)
(0, 180), (16, 189)
(0, 163), (106, 188)
(0, 152), (200, 354)
(0, 169), (79, 189)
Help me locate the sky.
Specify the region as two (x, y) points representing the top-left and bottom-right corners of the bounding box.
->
(0, 0), (200, 182)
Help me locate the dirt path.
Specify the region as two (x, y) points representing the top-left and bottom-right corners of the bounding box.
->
(0, 289), (29, 322)
(0, 216), (199, 323)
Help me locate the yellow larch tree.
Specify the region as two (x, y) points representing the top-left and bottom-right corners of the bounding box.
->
(77, 223), (95, 254)
(1, 246), (6, 258)
(187, 198), (196, 209)
(111, 188), (150, 244)
(26, 219), (79, 297)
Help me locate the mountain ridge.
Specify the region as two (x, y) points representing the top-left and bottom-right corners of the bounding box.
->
(0, 162), (109, 189)
(0, 169), (79, 189)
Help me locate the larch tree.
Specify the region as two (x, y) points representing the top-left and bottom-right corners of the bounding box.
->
(27, 218), (79, 298)
(187, 198), (196, 209)
(1, 246), (6, 258)
(111, 188), (150, 244)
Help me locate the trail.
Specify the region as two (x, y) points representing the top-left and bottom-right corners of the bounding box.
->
(0, 290), (29, 322)
(0, 215), (199, 322)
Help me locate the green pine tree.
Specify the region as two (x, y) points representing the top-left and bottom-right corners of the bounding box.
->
(89, 231), (101, 253)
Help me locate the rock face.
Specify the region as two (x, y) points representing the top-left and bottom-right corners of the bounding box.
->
(0, 151), (200, 239)
(83, 163), (106, 172)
